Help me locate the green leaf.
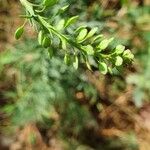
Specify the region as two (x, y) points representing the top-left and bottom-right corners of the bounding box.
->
(123, 49), (134, 60)
(86, 27), (98, 39)
(20, 0), (35, 16)
(85, 59), (92, 70)
(60, 37), (67, 50)
(64, 16), (79, 28)
(108, 37), (114, 43)
(42, 36), (51, 48)
(115, 45), (125, 54)
(91, 34), (103, 44)
(58, 5), (69, 14)
(73, 55), (78, 69)
(47, 47), (53, 59)
(82, 45), (94, 55)
(64, 53), (70, 65)
(56, 19), (65, 31)
(115, 56), (123, 66)
(97, 39), (109, 50)
(75, 25), (87, 33)
(38, 16), (51, 29)
(99, 62), (108, 74)
(38, 30), (44, 45)
(43, 0), (58, 7)
(76, 28), (88, 43)
(108, 67), (113, 74)
(97, 37), (114, 51)
(15, 26), (24, 40)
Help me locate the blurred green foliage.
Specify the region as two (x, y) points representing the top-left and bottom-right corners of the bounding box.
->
(0, 39), (96, 127)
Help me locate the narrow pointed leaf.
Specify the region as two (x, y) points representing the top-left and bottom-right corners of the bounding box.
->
(64, 53), (70, 65)
(38, 30), (44, 45)
(86, 27), (98, 39)
(73, 55), (78, 69)
(75, 25), (87, 33)
(48, 47), (54, 59)
(76, 28), (88, 43)
(15, 26), (24, 40)
(64, 16), (79, 28)
(58, 5), (69, 14)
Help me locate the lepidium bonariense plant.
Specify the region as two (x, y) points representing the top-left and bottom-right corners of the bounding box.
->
(16, 0), (134, 74)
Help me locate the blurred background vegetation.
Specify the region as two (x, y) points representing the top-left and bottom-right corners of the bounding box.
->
(0, 0), (150, 150)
